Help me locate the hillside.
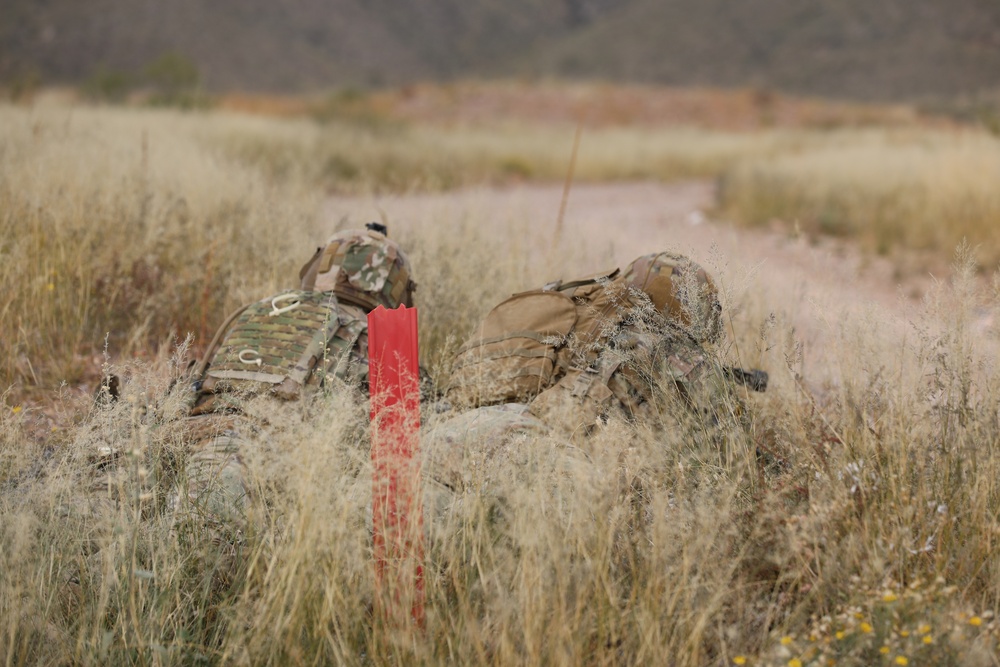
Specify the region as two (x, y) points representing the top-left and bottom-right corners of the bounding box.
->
(0, 0), (615, 91)
(524, 0), (1000, 100)
(2, 0), (999, 100)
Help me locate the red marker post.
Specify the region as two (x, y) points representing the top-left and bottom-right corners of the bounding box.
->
(367, 304), (424, 627)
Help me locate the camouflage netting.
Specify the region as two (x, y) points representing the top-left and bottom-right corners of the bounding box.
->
(616, 251), (723, 344)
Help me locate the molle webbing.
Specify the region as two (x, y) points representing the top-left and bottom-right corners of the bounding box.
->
(201, 291), (347, 400)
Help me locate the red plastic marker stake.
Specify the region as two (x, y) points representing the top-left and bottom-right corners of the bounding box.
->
(367, 304), (424, 627)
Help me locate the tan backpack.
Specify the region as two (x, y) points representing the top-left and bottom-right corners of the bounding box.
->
(447, 269), (626, 409)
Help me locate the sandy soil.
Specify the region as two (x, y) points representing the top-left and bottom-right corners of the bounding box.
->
(326, 180), (996, 391)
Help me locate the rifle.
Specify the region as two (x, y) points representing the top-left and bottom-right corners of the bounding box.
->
(725, 366), (768, 392)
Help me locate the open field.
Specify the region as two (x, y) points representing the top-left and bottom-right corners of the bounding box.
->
(3, 100), (1000, 665)
(717, 129), (1000, 267)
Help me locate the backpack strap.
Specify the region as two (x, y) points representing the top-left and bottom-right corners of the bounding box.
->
(298, 246), (325, 291)
(456, 330), (558, 354)
(193, 303), (252, 383)
(326, 311), (368, 382)
(543, 267), (620, 295)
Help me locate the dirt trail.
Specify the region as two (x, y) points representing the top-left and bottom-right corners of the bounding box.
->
(326, 181), (991, 387)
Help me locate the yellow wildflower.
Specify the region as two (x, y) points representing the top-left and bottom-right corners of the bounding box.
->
(970, 616), (983, 627)
(733, 658), (747, 666)
(11, 406), (22, 414)
(46, 282), (55, 291)
(860, 622), (873, 634)
(883, 592), (898, 602)
(894, 657), (909, 666)
(835, 631), (846, 640)
(781, 636), (793, 646)
(918, 624), (931, 634)
(922, 635), (933, 645)
(900, 631), (910, 638)
(789, 659), (803, 667)
(880, 646), (890, 655)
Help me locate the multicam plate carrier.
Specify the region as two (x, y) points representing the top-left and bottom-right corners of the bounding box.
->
(200, 290), (368, 401)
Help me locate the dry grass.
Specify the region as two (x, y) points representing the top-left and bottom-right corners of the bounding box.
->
(0, 101), (810, 400)
(220, 81), (922, 131)
(717, 128), (1000, 267)
(2, 102), (1000, 666)
(0, 105), (327, 400)
(216, 113), (821, 191)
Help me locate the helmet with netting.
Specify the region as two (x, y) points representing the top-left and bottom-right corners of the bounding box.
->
(616, 251), (722, 343)
(299, 225), (416, 311)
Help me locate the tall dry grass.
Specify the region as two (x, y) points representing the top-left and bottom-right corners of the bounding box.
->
(0, 101), (810, 400)
(5, 234), (1000, 666)
(0, 105), (327, 398)
(217, 118), (818, 191)
(2, 102), (1000, 666)
(717, 128), (1000, 267)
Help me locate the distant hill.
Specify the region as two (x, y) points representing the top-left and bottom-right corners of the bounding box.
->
(523, 0), (1000, 100)
(2, 0), (998, 100)
(0, 0), (613, 92)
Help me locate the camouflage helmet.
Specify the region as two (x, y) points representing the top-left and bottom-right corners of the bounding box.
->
(617, 251), (722, 343)
(299, 224), (416, 312)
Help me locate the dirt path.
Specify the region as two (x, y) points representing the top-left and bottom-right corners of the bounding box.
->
(326, 181), (988, 388)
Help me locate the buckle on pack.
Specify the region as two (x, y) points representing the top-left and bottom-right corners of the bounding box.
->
(542, 280), (562, 292)
(270, 293), (302, 316)
(238, 349), (263, 367)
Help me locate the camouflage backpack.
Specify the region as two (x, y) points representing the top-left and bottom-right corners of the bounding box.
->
(192, 226), (416, 411)
(193, 290), (369, 410)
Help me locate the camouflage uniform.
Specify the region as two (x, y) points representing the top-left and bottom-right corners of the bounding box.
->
(170, 226), (416, 542)
(529, 251), (730, 436)
(440, 251), (730, 444)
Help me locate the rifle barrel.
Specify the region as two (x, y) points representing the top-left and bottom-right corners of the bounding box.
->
(725, 367), (768, 392)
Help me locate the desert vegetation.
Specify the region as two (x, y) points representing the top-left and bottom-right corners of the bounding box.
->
(2, 98), (1000, 666)
(717, 128), (1000, 266)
